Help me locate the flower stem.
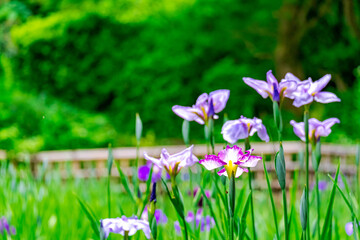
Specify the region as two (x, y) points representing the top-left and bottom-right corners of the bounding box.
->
(304, 105), (310, 240)
(228, 173), (235, 240)
(315, 170), (320, 240)
(182, 216), (189, 240)
(245, 138), (256, 240)
(263, 158), (280, 240)
(282, 189), (289, 240)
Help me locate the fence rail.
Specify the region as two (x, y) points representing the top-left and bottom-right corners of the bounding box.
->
(26, 141), (358, 189)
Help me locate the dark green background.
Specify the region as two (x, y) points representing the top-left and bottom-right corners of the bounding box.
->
(0, 0), (359, 152)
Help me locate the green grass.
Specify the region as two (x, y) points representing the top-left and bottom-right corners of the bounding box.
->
(0, 162), (357, 239)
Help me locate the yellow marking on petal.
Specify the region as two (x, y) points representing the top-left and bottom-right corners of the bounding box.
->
(224, 160), (238, 179)
(168, 165), (173, 175)
(200, 106), (208, 122)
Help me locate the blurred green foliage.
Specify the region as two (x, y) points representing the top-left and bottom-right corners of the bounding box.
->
(0, 0), (359, 152)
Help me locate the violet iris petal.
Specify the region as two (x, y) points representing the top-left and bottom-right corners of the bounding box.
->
(285, 74), (341, 107)
(290, 118), (340, 142)
(345, 222), (360, 236)
(100, 216), (151, 239)
(243, 70), (297, 101)
(174, 221), (181, 235)
(172, 90), (230, 125)
(199, 145), (261, 178)
(138, 162), (162, 182)
(144, 145), (198, 176)
(0, 217), (15, 236)
(221, 116), (269, 144)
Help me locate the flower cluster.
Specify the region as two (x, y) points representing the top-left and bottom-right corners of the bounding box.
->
(243, 70), (340, 107)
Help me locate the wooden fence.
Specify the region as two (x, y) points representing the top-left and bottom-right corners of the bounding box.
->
(28, 141), (358, 189)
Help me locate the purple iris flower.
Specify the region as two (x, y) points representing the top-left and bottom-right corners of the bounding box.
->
(144, 145), (198, 178)
(284, 73), (341, 107)
(243, 70), (298, 102)
(172, 90), (230, 125)
(310, 180), (327, 191)
(199, 145), (261, 179)
(221, 116), (269, 144)
(0, 217), (16, 236)
(290, 118), (340, 142)
(100, 216), (151, 239)
(174, 209), (215, 235)
(141, 207), (168, 225)
(138, 161), (162, 182)
(345, 222), (360, 236)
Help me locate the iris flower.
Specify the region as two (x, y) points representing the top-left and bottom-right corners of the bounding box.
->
(199, 145), (261, 179)
(174, 209), (215, 235)
(138, 161), (162, 182)
(141, 207), (168, 225)
(144, 145), (198, 178)
(243, 70), (298, 102)
(100, 216), (151, 239)
(290, 118), (340, 142)
(345, 222), (360, 236)
(221, 116), (269, 144)
(0, 217), (16, 236)
(284, 73), (341, 107)
(172, 89), (230, 125)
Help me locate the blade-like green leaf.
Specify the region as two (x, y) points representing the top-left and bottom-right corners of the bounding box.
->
(321, 162), (340, 240)
(239, 192), (252, 240)
(115, 161), (136, 203)
(263, 158), (280, 240)
(74, 194), (100, 236)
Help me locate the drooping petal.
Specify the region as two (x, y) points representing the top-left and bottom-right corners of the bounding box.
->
(236, 155), (262, 168)
(144, 153), (164, 169)
(322, 118), (340, 128)
(172, 105), (205, 124)
(314, 118), (340, 138)
(170, 145), (199, 169)
(199, 155), (226, 170)
(309, 74), (331, 94)
(292, 93), (313, 108)
(243, 77), (271, 98)
(249, 117), (269, 142)
(290, 120), (306, 141)
(314, 91), (341, 104)
(209, 89), (230, 113)
(221, 120), (248, 144)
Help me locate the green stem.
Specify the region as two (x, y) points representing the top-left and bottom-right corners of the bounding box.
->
(205, 124), (210, 155)
(182, 216), (189, 240)
(210, 118), (215, 154)
(304, 106), (310, 240)
(107, 176), (111, 218)
(229, 173), (235, 240)
(315, 171), (320, 240)
(245, 138), (256, 240)
(124, 231), (129, 240)
(248, 168), (256, 240)
(263, 159), (280, 240)
(283, 189), (289, 240)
